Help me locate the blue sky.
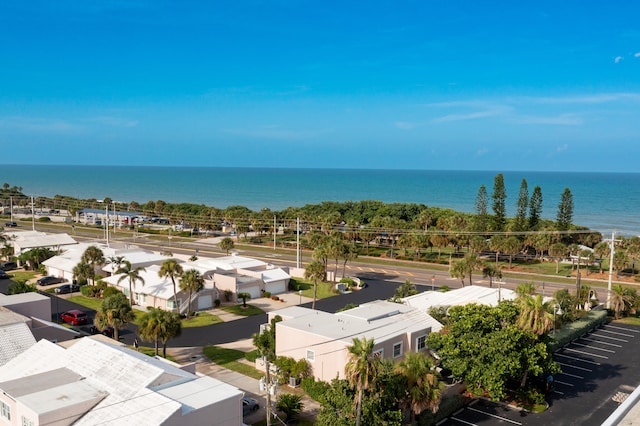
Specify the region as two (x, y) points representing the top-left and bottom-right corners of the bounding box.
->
(1, 1), (639, 172)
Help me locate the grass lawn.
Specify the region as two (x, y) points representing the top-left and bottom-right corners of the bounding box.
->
(202, 346), (264, 380)
(290, 278), (336, 299)
(219, 304), (265, 316)
(68, 295), (102, 311)
(181, 312), (223, 327)
(9, 271), (38, 282)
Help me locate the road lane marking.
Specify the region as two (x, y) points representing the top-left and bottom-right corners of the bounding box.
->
(557, 362), (592, 372)
(467, 407), (522, 425)
(590, 333), (628, 343)
(564, 348), (608, 359)
(554, 353), (601, 366)
(570, 342), (615, 353)
(579, 337), (622, 348)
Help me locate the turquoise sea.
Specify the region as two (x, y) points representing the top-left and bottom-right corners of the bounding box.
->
(1, 165), (639, 236)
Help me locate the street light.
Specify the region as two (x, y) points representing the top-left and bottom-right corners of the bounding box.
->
(553, 304), (563, 334)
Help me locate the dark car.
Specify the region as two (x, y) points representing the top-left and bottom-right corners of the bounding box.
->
(0, 270), (9, 279)
(89, 325), (114, 338)
(242, 397), (259, 416)
(55, 284), (80, 294)
(61, 310), (89, 325)
(4, 221), (17, 227)
(37, 276), (65, 286)
(0, 262), (17, 271)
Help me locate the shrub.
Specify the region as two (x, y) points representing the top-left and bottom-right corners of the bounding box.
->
(224, 290), (233, 302)
(37, 216), (51, 222)
(549, 309), (607, 352)
(214, 299), (221, 307)
(263, 291), (271, 298)
(301, 377), (330, 402)
(102, 286), (122, 299)
(80, 285), (96, 297)
(245, 350), (260, 362)
(276, 393), (303, 422)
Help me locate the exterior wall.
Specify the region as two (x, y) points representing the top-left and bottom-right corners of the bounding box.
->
(163, 393), (243, 426)
(275, 324), (352, 382)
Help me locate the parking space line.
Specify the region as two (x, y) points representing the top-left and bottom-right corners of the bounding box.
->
(597, 329), (635, 338)
(557, 361), (592, 372)
(564, 348), (609, 359)
(450, 417), (476, 426)
(558, 371), (584, 379)
(554, 353), (601, 365)
(555, 380), (574, 387)
(552, 389), (565, 395)
(605, 325), (640, 334)
(579, 337), (622, 348)
(571, 342), (615, 353)
(467, 407), (522, 425)
(590, 333), (628, 343)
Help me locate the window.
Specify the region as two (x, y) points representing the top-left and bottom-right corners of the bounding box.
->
(22, 416), (34, 426)
(1, 401), (10, 421)
(393, 342), (403, 358)
(137, 294), (146, 303)
(416, 334), (427, 351)
(306, 350), (315, 362)
(373, 349), (383, 359)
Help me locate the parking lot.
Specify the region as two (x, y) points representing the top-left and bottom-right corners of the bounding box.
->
(439, 322), (640, 426)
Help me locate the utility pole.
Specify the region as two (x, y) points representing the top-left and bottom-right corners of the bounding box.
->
(31, 196), (35, 231)
(607, 231), (617, 310)
(273, 215), (276, 251)
(296, 217), (300, 269)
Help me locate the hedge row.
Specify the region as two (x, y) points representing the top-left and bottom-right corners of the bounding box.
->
(550, 309), (608, 352)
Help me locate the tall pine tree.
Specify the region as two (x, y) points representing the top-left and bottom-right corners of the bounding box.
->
(556, 188), (574, 231)
(528, 186), (543, 230)
(491, 174), (507, 232)
(513, 179), (529, 233)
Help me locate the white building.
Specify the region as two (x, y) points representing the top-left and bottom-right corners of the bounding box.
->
(401, 285), (518, 311)
(0, 337), (245, 426)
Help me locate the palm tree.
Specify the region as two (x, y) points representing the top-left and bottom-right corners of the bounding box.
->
(517, 294), (554, 335)
(482, 264), (502, 288)
(93, 292), (135, 341)
(158, 259), (184, 311)
(449, 259), (466, 287)
(344, 337), (378, 426)
(304, 260), (326, 310)
(72, 262), (93, 285)
(180, 269), (204, 318)
(609, 284), (635, 319)
(116, 260), (146, 306)
(549, 242), (568, 274)
(218, 237), (235, 254)
(394, 351), (444, 425)
(515, 281), (537, 298)
(138, 307), (182, 357)
(238, 292), (251, 308)
(81, 246), (105, 285)
(108, 255), (125, 275)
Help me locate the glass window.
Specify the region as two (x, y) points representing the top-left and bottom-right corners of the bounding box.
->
(1, 401), (11, 421)
(373, 349), (383, 359)
(22, 416), (34, 426)
(393, 342), (403, 358)
(306, 349), (315, 361)
(416, 334), (427, 351)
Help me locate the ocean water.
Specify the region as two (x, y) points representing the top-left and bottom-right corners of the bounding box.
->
(1, 165), (639, 236)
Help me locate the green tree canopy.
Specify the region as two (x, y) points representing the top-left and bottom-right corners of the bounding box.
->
(94, 292), (135, 341)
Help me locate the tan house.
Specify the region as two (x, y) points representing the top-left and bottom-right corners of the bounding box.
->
(268, 300), (442, 382)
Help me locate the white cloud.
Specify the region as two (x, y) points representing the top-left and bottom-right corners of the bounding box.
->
(223, 125), (318, 140)
(394, 121), (416, 129)
(517, 93), (640, 105)
(431, 107), (509, 123)
(511, 114), (583, 125)
(635, 52), (640, 58)
(615, 56), (624, 63)
(0, 116), (83, 133)
(557, 144), (569, 152)
(476, 147), (489, 156)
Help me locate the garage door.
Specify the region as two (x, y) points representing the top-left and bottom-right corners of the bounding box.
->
(197, 294), (212, 310)
(265, 281), (286, 295)
(242, 286), (261, 299)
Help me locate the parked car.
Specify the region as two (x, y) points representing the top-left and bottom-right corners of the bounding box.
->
(55, 284), (80, 294)
(4, 221), (17, 227)
(61, 310), (89, 325)
(0, 262), (17, 271)
(0, 270), (9, 280)
(89, 325), (114, 338)
(37, 276), (65, 286)
(242, 397), (259, 416)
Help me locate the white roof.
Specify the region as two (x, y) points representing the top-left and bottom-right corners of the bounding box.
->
(275, 300), (442, 345)
(0, 321), (36, 366)
(11, 233), (77, 254)
(402, 285), (518, 311)
(261, 268), (290, 283)
(187, 254), (267, 272)
(0, 337), (243, 425)
(103, 264), (175, 300)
